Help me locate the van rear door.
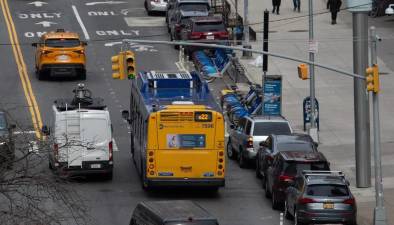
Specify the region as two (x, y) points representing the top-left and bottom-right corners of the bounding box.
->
(80, 117), (111, 162)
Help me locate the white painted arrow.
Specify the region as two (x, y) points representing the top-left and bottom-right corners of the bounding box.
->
(120, 9), (129, 16)
(35, 21), (57, 27)
(86, 1), (126, 6)
(28, 1), (48, 7)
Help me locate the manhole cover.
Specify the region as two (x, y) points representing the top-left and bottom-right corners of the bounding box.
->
(288, 29), (308, 32)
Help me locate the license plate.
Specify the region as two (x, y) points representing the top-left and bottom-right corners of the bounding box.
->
(323, 203), (334, 209)
(90, 164), (101, 169)
(56, 55), (70, 61)
(206, 35), (215, 40)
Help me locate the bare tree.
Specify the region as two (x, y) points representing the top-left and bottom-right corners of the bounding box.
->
(0, 109), (92, 225)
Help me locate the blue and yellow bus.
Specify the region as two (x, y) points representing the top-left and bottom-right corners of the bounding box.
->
(122, 71), (225, 190)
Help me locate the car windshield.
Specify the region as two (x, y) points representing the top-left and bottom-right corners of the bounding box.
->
(179, 3), (209, 11)
(283, 162), (330, 176)
(193, 21), (225, 32)
(0, 114), (6, 130)
(277, 142), (314, 152)
(306, 184), (349, 197)
(253, 122), (291, 136)
(45, 39), (81, 48)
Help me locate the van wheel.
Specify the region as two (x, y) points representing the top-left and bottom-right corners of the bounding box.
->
(226, 139), (237, 160)
(238, 149), (247, 168)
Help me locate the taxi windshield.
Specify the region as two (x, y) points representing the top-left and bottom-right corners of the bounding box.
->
(45, 38), (80, 48)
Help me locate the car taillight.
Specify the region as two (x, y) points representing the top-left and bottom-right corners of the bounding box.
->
(53, 143), (59, 160)
(246, 137), (253, 148)
(190, 32), (202, 39)
(279, 174), (294, 182)
(218, 31), (229, 38)
(175, 24), (182, 32)
(109, 141), (113, 161)
(343, 198), (355, 205)
(73, 50), (84, 54)
(298, 197), (316, 204)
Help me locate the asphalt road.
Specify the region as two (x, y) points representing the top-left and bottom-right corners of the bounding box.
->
(0, 0), (290, 225)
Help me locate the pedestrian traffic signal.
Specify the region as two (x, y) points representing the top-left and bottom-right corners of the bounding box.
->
(298, 64), (308, 80)
(111, 52), (125, 79)
(365, 64), (380, 93)
(124, 51), (136, 79)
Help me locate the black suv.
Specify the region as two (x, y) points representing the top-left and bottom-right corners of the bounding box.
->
(255, 133), (317, 180)
(284, 171), (357, 225)
(0, 111), (16, 169)
(265, 151), (330, 210)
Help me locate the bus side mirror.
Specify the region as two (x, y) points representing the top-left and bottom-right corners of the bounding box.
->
(122, 110), (130, 123)
(41, 125), (50, 135)
(31, 43), (37, 47)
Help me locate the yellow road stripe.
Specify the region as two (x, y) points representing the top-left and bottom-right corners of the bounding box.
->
(1, 0), (42, 139)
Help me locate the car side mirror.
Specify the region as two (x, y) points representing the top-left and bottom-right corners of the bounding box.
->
(9, 124), (16, 130)
(41, 125), (50, 135)
(229, 124), (235, 129)
(121, 110), (131, 123)
(259, 141), (265, 147)
(31, 43), (37, 47)
(313, 141), (319, 148)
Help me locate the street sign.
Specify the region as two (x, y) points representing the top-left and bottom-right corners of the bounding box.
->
(303, 96), (319, 131)
(263, 75), (282, 115)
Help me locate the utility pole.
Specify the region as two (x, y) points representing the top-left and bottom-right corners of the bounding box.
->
(242, 0), (252, 57)
(233, 0), (238, 46)
(308, 0), (318, 141)
(369, 26), (387, 225)
(347, 0), (371, 188)
(261, 9), (269, 115)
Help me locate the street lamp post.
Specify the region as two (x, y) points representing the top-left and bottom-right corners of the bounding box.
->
(369, 26), (387, 225)
(308, 0), (318, 141)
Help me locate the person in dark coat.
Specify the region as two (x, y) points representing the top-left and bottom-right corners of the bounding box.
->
(327, 0), (342, 24)
(272, 0), (281, 14)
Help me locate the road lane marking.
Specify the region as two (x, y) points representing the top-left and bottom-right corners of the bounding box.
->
(71, 5), (90, 40)
(1, 0), (43, 139)
(124, 17), (165, 27)
(35, 21), (57, 27)
(28, 1), (47, 7)
(86, 1), (126, 6)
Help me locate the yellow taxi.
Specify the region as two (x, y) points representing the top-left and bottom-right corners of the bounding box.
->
(32, 29), (87, 80)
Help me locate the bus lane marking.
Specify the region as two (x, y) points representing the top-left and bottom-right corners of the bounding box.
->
(0, 0), (43, 139)
(72, 5), (90, 40)
(28, 1), (47, 7)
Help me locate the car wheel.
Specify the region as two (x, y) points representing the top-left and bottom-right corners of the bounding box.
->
(238, 149), (247, 168)
(294, 210), (306, 225)
(226, 139), (237, 160)
(37, 70), (45, 80)
(272, 190), (280, 210)
(284, 200), (293, 220)
(265, 180), (271, 198)
(255, 159), (262, 178)
(79, 70), (86, 80)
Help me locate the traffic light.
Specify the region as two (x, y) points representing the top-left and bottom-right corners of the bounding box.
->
(124, 50), (136, 79)
(365, 64), (379, 93)
(111, 52), (125, 79)
(298, 64), (308, 80)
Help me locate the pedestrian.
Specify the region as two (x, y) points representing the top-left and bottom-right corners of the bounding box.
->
(327, 0), (342, 24)
(272, 0), (281, 14)
(293, 0), (301, 12)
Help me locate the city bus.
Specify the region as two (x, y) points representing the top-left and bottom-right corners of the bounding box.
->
(122, 71), (225, 190)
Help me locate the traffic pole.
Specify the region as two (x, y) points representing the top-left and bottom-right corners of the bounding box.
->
(370, 26), (387, 225)
(308, 0), (318, 142)
(242, 0), (252, 58)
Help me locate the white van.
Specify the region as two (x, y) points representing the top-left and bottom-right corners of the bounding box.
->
(43, 84), (113, 179)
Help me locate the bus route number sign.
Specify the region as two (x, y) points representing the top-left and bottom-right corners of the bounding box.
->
(194, 111), (212, 122)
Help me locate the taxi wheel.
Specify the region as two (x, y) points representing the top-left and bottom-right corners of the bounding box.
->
(79, 71), (86, 80)
(37, 70), (46, 80)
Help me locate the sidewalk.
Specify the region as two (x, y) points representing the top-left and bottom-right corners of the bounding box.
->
(229, 0), (394, 224)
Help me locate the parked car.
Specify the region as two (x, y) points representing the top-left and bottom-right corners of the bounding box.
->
(255, 133), (318, 179)
(31, 29), (87, 80)
(144, 0), (168, 15)
(179, 16), (229, 54)
(129, 200), (219, 225)
(265, 151), (330, 210)
(166, 0), (210, 30)
(227, 115), (292, 168)
(0, 111), (16, 169)
(284, 170), (357, 225)
(169, 9), (209, 43)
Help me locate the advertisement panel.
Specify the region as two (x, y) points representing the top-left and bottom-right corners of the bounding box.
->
(263, 75), (282, 115)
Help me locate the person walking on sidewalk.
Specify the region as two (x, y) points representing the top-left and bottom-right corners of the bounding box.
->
(293, 0), (300, 12)
(272, 0), (281, 14)
(327, 0), (342, 24)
